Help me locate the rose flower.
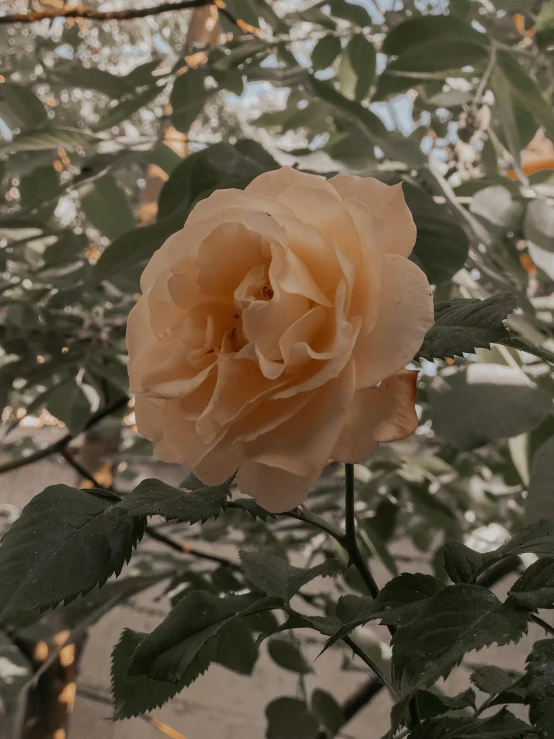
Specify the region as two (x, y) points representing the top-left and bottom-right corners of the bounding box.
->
(127, 167), (433, 512)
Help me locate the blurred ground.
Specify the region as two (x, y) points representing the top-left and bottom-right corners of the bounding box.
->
(0, 432), (541, 739)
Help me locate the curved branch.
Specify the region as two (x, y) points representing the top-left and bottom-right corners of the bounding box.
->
(0, 0), (213, 24)
(0, 395), (129, 475)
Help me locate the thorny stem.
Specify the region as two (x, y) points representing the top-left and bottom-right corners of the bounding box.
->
(530, 613), (554, 637)
(344, 463), (380, 599)
(343, 635), (396, 697)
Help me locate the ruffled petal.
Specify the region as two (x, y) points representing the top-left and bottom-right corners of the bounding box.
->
(245, 166), (331, 199)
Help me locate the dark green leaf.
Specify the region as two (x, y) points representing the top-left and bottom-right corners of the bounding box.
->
(430, 364), (550, 449)
(328, 0), (372, 27)
(19, 165), (60, 211)
(80, 174), (135, 239)
(215, 620), (259, 675)
(324, 573), (444, 652)
(382, 15), (487, 56)
(240, 549), (342, 603)
(409, 709), (531, 738)
(536, 1), (554, 48)
(170, 69), (210, 133)
(0, 485), (145, 618)
(416, 688), (476, 720)
(482, 519), (554, 569)
(268, 638), (313, 674)
(111, 629), (185, 719)
(527, 439), (554, 524)
(311, 688), (343, 737)
(266, 697), (320, 739)
(509, 557), (554, 610)
(2, 83), (48, 129)
(127, 591), (280, 682)
(338, 35), (376, 101)
(471, 666), (520, 695)
(403, 183), (470, 284)
(416, 294), (518, 361)
(48, 63), (136, 98)
(391, 585), (529, 698)
(311, 35), (342, 71)
(46, 378), (95, 435)
(231, 497), (277, 522)
(443, 540), (485, 584)
(119, 478), (229, 524)
(524, 639), (554, 738)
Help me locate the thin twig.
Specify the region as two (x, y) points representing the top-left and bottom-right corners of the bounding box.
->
(343, 635), (395, 696)
(472, 42), (497, 113)
(0, 0), (212, 24)
(0, 396), (129, 475)
(530, 613), (554, 637)
(344, 464), (380, 599)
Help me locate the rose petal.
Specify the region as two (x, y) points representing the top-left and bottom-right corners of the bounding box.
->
(245, 166), (331, 199)
(353, 254), (433, 389)
(237, 462), (322, 513)
(332, 370), (419, 462)
(330, 175), (416, 257)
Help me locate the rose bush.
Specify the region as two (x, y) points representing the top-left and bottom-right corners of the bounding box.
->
(127, 167), (433, 511)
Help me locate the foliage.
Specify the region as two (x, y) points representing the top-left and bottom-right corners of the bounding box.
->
(1, 0), (554, 737)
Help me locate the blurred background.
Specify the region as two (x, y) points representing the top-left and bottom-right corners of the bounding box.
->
(1, 0), (554, 737)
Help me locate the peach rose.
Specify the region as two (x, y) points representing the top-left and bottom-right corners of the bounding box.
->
(127, 167), (433, 512)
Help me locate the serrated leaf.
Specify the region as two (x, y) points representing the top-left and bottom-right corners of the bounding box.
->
(430, 364), (550, 450)
(0, 485), (145, 618)
(416, 294), (518, 362)
(311, 35), (342, 71)
(409, 709), (531, 738)
(324, 574), (444, 652)
(527, 437), (554, 524)
(111, 629), (185, 719)
(266, 697), (319, 739)
(391, 585), (529, 699)
(482, 519), (554, 569)
(311, 688), (343, 737)
(509, 557), (554, 610)
(471, 665), (521, 695)
(524, 639), (554, 738)
(128, 591), (280, 682)
(231, 497), (277, 521)
(240, 550), (342, 603)
(416, 688), (476, 720)
(268, 638), (313, 674)
(442, 541), (485, 584)
(120, 478), (229, 524)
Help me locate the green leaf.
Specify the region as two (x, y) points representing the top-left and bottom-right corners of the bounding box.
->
(536, 0), (554, 48)
(19, 165), (60, 211)
(382, 15), (487, 57)
(524, 639), (554, 738)
(416, 294), (518, 361)
(170, 69), (210, 133)
(240, 549), (342, 603)
(311, 35), (342, 71)
(338, 35), (376, 101)
(80, 174), (135, 239)
(409, 709), (531, 738)
(442, 540), (485, 586)
(311, 688), (343, 737)
(495, 51), (554, 141)
(46, 378), (96, 435)
(0, 126), (99, 153)
(2, 83), (48, 129)
(92, 85), (163, 132)
(482, 519), (554, 569)
(430, 364), (550, 450)
(215, 620), (259, 675)
(48, 63), (137, 98)
(231, 497), (277, 522)
(111, 629), (185, 719)
(0, 631), (33, 712)
(328, 0), (372, 27)
(471, 666), (520, 695)
(266, 697), (320, 739)
(127, 591), (279, 682)
(0, 485), (145, 618)
(524, 199), (554, 252)
(470, 186), (524, 234)
(416, 688), (476, 720)
(268, 638), (313, 674)
(509, 557), (554, 610)
(527, 438), (554, 524)
(119, 478), (229, 524)
(391, 585), (529, 698)
(324, 573), (444, 652)
(403, 182), (470, 284)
